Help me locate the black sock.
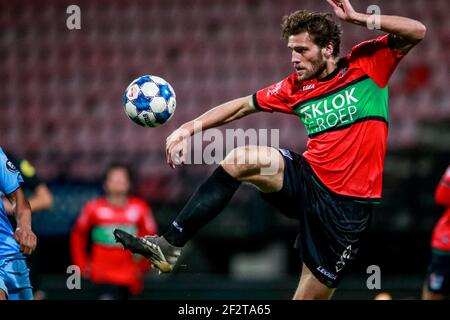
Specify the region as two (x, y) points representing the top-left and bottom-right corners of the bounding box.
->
(163, 166), (241, 247)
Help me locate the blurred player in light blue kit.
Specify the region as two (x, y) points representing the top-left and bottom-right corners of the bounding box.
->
(0, 147), (37, 300)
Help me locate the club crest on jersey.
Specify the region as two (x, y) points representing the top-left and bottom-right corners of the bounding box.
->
(5, 160), (18, 173)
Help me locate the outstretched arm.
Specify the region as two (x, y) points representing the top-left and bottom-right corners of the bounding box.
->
(326, 0), (426, 54)
(166, 95), (257, 168)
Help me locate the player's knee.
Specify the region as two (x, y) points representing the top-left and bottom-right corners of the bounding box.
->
(220, 146), (258, 179)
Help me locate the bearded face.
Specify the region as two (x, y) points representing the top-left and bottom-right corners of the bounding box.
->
(288, 32), (330, 82)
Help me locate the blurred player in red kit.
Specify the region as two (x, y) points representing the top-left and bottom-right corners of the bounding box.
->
(70, 164), (158, 299)
(423, 165), (450, 300)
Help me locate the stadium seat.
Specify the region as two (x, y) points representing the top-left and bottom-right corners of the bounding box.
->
(0, 0), (447, 182)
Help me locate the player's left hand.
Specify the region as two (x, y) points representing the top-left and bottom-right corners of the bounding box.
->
(326, 0), (357, 21)
(14, 227), (37, 256)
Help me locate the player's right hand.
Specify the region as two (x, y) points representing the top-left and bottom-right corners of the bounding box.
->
(326, 0), (357, 22)
(166, 127), (191, 168)
(14, 226), (37, 256)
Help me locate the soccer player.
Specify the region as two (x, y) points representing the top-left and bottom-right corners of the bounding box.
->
(2, 152), (53, 300)
(114, 0), (426, 299)
(70, 163), (158, 299)
(0, 148), (37, 300)
(422, 165), (450, 300)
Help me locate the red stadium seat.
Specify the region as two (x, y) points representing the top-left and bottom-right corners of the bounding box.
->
(0, 0), (447, 180)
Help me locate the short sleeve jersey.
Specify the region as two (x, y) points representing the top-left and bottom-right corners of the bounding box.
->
(253, 35), (405, 201)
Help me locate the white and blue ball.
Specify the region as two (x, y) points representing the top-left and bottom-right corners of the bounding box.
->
(124, 75), (176, 127)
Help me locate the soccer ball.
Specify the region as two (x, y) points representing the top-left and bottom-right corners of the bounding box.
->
(123, 75), (176, 127)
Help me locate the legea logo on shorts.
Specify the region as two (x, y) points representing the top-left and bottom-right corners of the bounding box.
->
(316, 266), (337, 280)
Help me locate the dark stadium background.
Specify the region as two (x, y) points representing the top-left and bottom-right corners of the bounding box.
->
(0, 0), (449, 299)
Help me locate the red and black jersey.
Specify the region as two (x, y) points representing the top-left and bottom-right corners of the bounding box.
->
(70, 196), (158, 294)
(431, 166), (450, 251)
(253, 34), (405, 201)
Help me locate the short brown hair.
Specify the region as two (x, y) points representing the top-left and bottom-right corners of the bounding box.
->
(281, 10), (342, 57)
